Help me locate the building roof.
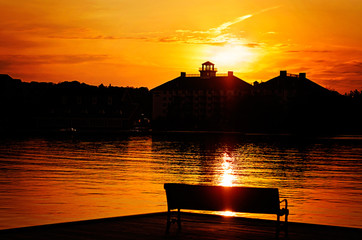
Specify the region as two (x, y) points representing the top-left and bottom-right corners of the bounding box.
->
(0, 74), (22, 85)
(258, 74), (330, 96)
(151, 75), (253, 92)
(202, 61), (215, 66)
(0, 74), (14, 80)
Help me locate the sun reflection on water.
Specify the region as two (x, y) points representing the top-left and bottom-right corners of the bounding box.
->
(220, 211), (237, 217)
(219, 153), (236, 187)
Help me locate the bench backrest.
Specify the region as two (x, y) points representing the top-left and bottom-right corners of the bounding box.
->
(164, 183), (281, 214)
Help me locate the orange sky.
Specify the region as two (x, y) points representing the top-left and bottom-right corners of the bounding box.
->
(0, 0), (361, 94)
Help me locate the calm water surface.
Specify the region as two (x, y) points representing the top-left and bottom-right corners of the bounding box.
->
(0, 133), (361, 229)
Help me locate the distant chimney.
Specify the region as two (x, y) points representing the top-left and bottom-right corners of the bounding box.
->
(181, 72), (186, 77)
(228, 71), (233, 77)
(299, 73), (306, 79)
(280, 70), (287, 77)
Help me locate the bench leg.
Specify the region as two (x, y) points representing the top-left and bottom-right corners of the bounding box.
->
(166, 209), (182, 233)
(284, 212), (289, 236)
(276, 214), (280, 238)
(166, 210), (170, 234)
(276, 213), (289, 238)
(177, 208), (181, 229)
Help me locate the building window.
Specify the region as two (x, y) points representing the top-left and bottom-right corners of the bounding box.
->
(92, 96), (97, 105)
(62, 96), (67, 105)
(77, 96), (82, 105)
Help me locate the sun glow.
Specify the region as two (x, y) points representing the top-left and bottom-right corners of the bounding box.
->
(209, 44), (256, 70)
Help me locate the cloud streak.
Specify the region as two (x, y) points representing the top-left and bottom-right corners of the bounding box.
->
(160, 6), (281, 46)
(172, 14), (253, 45)
(209, 14), (253, 34)
(0, 54), (109, 71)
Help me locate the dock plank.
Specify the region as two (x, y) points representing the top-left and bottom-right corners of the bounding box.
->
(1, 212), (360, 240)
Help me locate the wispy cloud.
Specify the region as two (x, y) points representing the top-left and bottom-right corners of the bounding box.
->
(48, 35), (148, 40)
(171, 14), (252, 45)
(0, 54), (109, 70)
(173, 15), (251, 36)
(0, 32), (45, 49)
(287, 50), (333, 53)
(254, 5), (281, 15)
(210, 14), (253, 34)
(160, 6), (281, 46)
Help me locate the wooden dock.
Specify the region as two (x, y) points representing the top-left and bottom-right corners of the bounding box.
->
(1, 212), (360, 240)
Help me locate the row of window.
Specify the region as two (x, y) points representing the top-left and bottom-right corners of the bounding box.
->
(48, 109), (124, 115)
(61, 96), (115, 105)
(159, 90), (244, 96)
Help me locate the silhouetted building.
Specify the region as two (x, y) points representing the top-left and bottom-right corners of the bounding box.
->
(151, 62), (253, 130)
(150, 65), (360, 133)
(254, 70), (331, 99)
(251, 71), (341, 133)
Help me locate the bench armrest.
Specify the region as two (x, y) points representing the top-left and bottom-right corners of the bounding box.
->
(280, 199), (289, 216)
(277, 199), (289, 234)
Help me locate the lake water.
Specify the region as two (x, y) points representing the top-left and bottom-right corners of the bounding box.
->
(0, 133), (361, 230)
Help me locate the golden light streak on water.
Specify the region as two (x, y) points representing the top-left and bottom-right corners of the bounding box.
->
(219, 211), (237, 217)
(219, 153), (236, 187)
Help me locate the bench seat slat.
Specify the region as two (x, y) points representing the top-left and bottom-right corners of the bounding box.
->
(165, 183), (280, 214)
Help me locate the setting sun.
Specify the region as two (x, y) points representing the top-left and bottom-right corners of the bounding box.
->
(209, 44), (256, 71)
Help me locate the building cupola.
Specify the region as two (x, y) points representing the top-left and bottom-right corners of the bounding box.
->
(199, 61), (217, 78)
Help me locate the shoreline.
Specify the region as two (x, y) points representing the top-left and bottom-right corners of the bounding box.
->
(2, 128), (362, 137)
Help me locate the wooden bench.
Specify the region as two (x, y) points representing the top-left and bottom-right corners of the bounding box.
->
(164, 183), (289, 235)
